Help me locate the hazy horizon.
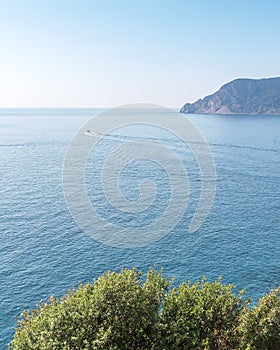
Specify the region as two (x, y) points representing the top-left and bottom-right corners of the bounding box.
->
(0, 0), (279, 108)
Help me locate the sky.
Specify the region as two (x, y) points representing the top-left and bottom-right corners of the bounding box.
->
(0, 0), (279, 108)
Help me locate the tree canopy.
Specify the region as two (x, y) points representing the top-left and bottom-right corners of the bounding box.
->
(9, 267), (280, 350)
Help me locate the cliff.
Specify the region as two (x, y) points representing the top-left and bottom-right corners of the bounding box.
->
(180, 77), (280, 115)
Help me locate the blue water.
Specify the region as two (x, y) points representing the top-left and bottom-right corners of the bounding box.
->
(1, 108), (279, 348)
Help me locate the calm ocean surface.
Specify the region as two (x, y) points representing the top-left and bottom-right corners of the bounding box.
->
(1, 108), (279, 347)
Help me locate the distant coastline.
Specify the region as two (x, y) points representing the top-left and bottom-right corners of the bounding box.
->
(181, 77), (280, 115)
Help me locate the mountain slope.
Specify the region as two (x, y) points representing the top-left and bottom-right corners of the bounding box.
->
(180, 77), (280, 115)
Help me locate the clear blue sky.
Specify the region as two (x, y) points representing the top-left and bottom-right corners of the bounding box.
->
(0, 0), (279, 107)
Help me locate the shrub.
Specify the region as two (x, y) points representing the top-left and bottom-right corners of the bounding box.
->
(239, 286), (280, 350)
(160, 276), (247, 349)
(10, 267), (169, 350)
(9, 268), (280, 350)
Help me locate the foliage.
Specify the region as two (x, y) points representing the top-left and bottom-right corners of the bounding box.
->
(239, 286), (280, 350)
(9, 268), (280, 350)
(10, 267), (169, 350)
(160, 276), (247, 349)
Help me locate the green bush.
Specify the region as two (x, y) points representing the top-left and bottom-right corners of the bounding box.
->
(239, 287), (280, 350)
(10, 267), (169, 350)
(160, 276), (247, 349)
(9, 267), (280, 350)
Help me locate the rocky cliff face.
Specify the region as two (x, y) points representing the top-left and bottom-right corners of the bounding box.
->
(180, 77), (280, 115)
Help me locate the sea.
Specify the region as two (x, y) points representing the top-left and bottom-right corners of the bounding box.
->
(0, 108), (279, 348)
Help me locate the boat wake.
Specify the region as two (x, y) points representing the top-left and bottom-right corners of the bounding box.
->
(83, 130), (278, 154)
